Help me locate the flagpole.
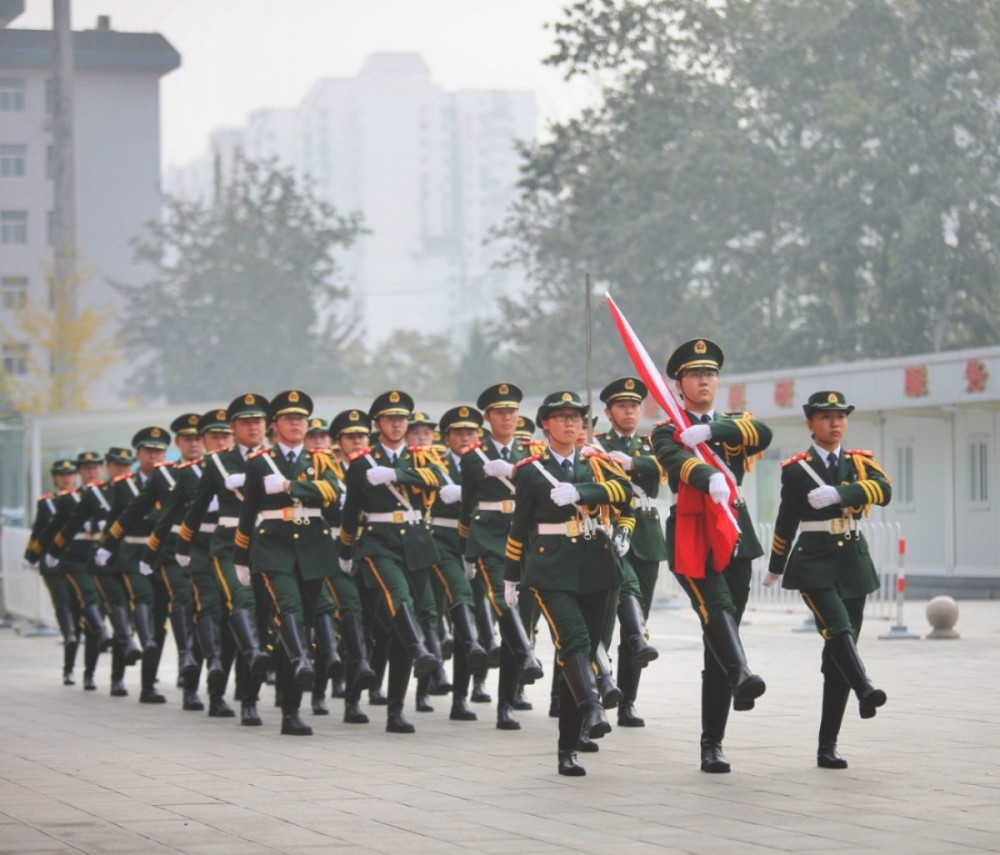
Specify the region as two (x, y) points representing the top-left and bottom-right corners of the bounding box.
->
(585, 272), (593, 442)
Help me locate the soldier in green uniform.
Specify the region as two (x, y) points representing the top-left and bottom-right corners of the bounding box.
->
(338, 390), (443, 734)
(504, 390), (634, 776)
(763, 391), (891, 768)
(595, 378), (665, 727)
(177, 395), (273, 727)
(651, 338), (770, 773)
(460, 383), (544, 731)
(234, 390), (343, 736)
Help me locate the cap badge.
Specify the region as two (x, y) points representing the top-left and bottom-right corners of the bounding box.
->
(624, 379), (635, 390)
(389, 391), (400, 403)
(459, 407), (469, 417)
(289, 391), (300, 403)
(244, 394), (255, 405)
(694, 340), (707, 354)
(349, 410), (359, 421)
(499, 384), (509, 395)
(561, 392), (572, 403)
(827, 393), (838, 404)
(188, 415), (198, 425)
(151, 428), (161, 438)
(216, 410), (226, 420)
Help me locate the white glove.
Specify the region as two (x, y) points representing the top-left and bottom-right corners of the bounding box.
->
(224, 473), (245, 491)
(366, 465), (398, 486)
(339, 558), (353, 574)
(762, 571), (781, 588)
(235, 564), (251, 586)
(138, 560), (154, 577)
(339, 491), (346, 508)
(608, 450), (635, 470)
(612, 530), (630, 557)
(175, 553), (191, 568)
(439, 484), (462, 504)
(708, 472), (730, 505)
(43, 552), (60, 570)
(483, 459), (514, 479)
(504, 579), (519, 608)
(207, 496), (219, 513)
(463, 560), (477, 580)
(550, 483), (581, 506)
(808, 485), (842, 509)
(263, 473), (288, 494)
(95, 547), (111, 567)
(579, 445), (601, 458)
(96, 519), (106, 531)
(679, 423), (712, 448)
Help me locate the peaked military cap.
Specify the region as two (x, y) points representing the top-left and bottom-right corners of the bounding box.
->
(440, 405), (483, 433)
(330, 409), (372, 437)
(600, 376), (648, 404)
(803, 390), (855, 418)
(369, 390), (414, 419)
(477, 382), (523, 412)
(132, 426), (170, 450)
(270, 389), (313, 419)
(306, 417), (330, 434)
(666, 338), (724, 380)
(106, 447), (135, 465)
(227, 392), (268, 421)
(50, 458), (77, 474)
(408, 411), (437, 429)
(537, 390), (589, 422)
(170, 412), (202, 436)
(199, 409), (232, 434)
(514, 415), (535, 438)
(75, 450), (103, 466)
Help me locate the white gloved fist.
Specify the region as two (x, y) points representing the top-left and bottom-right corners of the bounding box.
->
(679, 423), (712, 448)
(175, 553), (191, 568)
(612, 530), (630, 557)
(263, 473), (288, 494)
(43, 552), (60, 570)
(366, 466), (398, 486)
(439, 484), (462, 504)
(504, 579), (519, 608)
(762, 571), (781, 588)
(608, 450), (635, 470)
(550, 483), (581, 506)
(483, 459), (515, 479)
(708, 472), (730, 505)
(338, 492), (346, 509)
(235, 564), (251, 586)
(463, 560), (477, 581)
(95, 547), (112, 567)
(579, 445), (601, 458)
(808, 485), (842, 509)
(207, 496), (219, 513)
(224, 473), (245, 491)
(338, 558), (353, 575)
(138, 560), (154, 577)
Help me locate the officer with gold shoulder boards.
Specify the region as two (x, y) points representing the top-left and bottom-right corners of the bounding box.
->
(234, 390), (342, 736)
(651, 338), (771, 774)
(595, 377), (665, 727)
(504, 390), (634, 776)
(338, 390), (443, 734)
(763, 391), (891, 769)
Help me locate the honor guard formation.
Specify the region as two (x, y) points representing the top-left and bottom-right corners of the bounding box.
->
(22, 339), (891, 777)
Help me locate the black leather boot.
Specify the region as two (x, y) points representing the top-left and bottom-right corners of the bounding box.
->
(277, 613), (315, 690)
(230, 607), (271, 680)
(594, 644), (622, 709)
(616, 645), (645, 726)
(392, 602), (439, 678)
(703, 611), (765, 707)
(241, 674), (262, 726)
(415, 675), (434, 712)
(561, 650), (611, 739)
(512, 684), (533, 711)
(133, 602), (160, 655)
(475, 594), (501, 669)
(439, 618), (454, 661)
(83, 602), (113, 652)
(62, 637), (79, 685)
(471, 671), (491, 703)
(109, 605), (141, 665)
(209, 693), (235, 717)
(558, 749), (586, 776)
(139, 650), (166, 704)
(109, 642), (128, 696)
(314, 612), (345, 680)
(196, 616), (227, 696)
(385, 641), (415, 733)
(577, 722), (600, 753)
(826, 633), (886, 719)
(557, 677), (586, 776)
(451, 604), (488, 671)
(281, 708), (313, 735)
(311, 681), (329, 715)
(170, 605), (200, 682)
(700, 665), (732, 773)
(549, 657), (561, 717)
(423, 625), (452, 695)
(618, 595), (659, 667)
(339, 610), (377, 693)
(82, 631), (99, 691)
(818, 668), (851, 768)
(342, 662), (370, 724)
(497, 609), (544, 684)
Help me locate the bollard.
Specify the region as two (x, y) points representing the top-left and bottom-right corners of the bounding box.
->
(926, 595), (960, 639)
(880, 537), (919, 640)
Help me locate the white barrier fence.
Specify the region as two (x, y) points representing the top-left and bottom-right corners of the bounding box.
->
(1, 526), (56, 626)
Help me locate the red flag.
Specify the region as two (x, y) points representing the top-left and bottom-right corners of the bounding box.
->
(604, 293), (740, 576)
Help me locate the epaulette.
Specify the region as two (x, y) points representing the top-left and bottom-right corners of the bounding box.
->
(248, 448), (269, 459)
(311, 448), (331, 457)
(154, 461), (173, 468)
(581, 448), (614, 462)
(724, 411), (752, 419)
(58, 487), (75, 496)
(460, 441), (484, 456)
(349, 447), (373, 462)
(90, 480), (106, 487)
(37, 492), (54, 501)
(781, 451), (809, 468)
(407, 445), (427, 453)
(112, 473), (132, 483)
(653, 418), (673, 428)
(173, 459), (196, 469)
(845, 449), (874, 458)
(204, 449), (222, 456)
(514, 455), (541, 470)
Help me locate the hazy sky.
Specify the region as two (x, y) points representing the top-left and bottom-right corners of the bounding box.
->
(13, 0), (595, 169)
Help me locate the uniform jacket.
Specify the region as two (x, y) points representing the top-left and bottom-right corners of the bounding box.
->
(24, 491), (60, 567)
(49, 481), (115, 573)
(459, 437), (526, 560)
(102, 468), (167, 554)
(143, 459), (209, 568)
(177, 446), (254, 562)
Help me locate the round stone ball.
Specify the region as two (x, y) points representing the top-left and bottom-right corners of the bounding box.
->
(925, 595), (960, 639)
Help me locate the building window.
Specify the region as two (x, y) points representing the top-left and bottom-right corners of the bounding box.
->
(0, 210), (28, 244)
(0, 144), (26, 177)
(894, 442), (914, 508)
(2, 343), (28, 376)
(1, 276), (28, 310)
(0, 78), (25, 112)
(969, 438), (989, 507)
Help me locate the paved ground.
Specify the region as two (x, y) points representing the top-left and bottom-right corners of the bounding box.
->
(1, 597), (998, 855)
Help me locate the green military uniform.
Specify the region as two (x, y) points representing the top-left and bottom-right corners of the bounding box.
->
(768, 390), (891, 768)
(651, 337), (770, 774)
(504, 390), (634, 776)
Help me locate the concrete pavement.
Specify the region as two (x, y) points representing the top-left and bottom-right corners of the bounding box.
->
(1, 598), (998, 854)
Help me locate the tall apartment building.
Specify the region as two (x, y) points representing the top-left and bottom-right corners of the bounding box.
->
(0, 6), (180, 410)
(168, 53), (535, 344)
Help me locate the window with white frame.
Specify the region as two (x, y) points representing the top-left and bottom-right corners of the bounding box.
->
(894, 441), (914, 509)
(0, 144), (26, 177)
(0, 210), (27, 244)
(969, 437), (989, 507)
(1, 276), (28, 310)
(0, 78), (25, 112)
(2, 343), (28, 376)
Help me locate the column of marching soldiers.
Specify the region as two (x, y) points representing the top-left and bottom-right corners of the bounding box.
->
(23, 338), (893, 777)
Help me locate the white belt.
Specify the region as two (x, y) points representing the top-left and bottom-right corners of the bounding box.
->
(217, 516), (239, 528)
(170, 525), (182, 534)
(199, 523), (217, 534)
(430, 517), (459, 529)
(73, 533), (93, 541)
(537, 519), (610, 538)
(799, 519), (859, 535)
(478, 500), (515, 513)
(631, 497), (654, 512)
(123, 536), (148, 545)
(259, 507), (324, 522)
(367, 510), (423, 525)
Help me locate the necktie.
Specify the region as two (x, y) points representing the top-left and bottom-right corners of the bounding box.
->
(621, 435), (632, 452)
(286, 450), (296, 468)
(500, 446), (510, 461)
(700, 414), (712, 424)
(827, 453), (839, 483)
(561, 458), (574, 482)
(389, 451), (397, 466)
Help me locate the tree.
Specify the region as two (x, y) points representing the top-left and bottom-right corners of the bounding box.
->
(495, 0), (1000, 373)
(118, 155), (366, 403)
(362, 329), (458, 401)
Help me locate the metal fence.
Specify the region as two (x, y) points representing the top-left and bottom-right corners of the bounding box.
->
(1, 526), (55, 625)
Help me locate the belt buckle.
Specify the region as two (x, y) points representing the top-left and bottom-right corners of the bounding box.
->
(565, 519), (581, 537)
(501, 500), (515, 513)
(392, 510), (405, 524)
(282, 507), (295, 522)
(829, 518), (845, 535)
